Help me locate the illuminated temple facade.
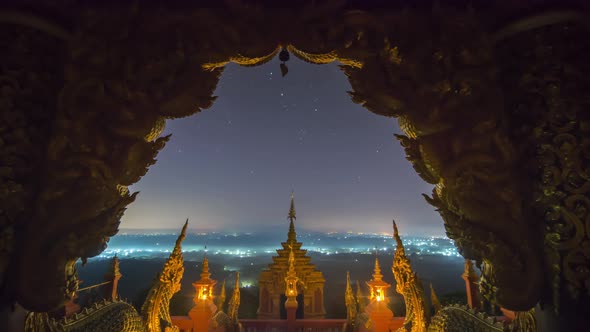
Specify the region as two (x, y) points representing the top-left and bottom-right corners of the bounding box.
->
(257, 194), (326, 319)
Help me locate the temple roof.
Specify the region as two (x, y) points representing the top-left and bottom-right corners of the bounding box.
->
(259, 193), (324, 286)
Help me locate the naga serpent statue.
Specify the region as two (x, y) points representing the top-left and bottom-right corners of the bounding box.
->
(391, 220), (430, 332)
(392, 220), (536, 332)
(24, 221), (189, 332)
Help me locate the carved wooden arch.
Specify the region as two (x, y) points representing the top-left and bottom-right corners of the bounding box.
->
(2, 3), (590, 325)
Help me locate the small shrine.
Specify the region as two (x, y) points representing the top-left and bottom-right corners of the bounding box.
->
(257, 193), (326, 319)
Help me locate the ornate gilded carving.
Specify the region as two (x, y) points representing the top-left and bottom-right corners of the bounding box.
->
(212, 273), (241, 332)
(392, 220), (429, 332)
(0, 17), (67, 309)
(345, 271), (357, 325)
(140, 221), (187, 332)
(25, 222), (187, 332)
(4, 1), (590, 327)
(496, 20), (590, 314)
(428, 305), (503, 332)
(26, 299), (147, 332)
(340, 7), (544, 310)
(506, 309), (536, 332)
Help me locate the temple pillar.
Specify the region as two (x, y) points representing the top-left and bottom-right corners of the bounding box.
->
(461, 260), (480, 310)
(103, 256), (122, 301)
(189, 301), (217, 332)
(285, 297), (297, 332)
(367, 302), (393, 332)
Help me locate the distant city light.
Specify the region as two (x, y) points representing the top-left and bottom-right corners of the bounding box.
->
(92, 232), (461, 260)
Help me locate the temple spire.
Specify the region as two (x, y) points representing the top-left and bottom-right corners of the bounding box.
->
(373, 257), (383, 281)
(201, 257), (211, 280)
(287, 192), (297, 243)
(289, 191), (296, 221)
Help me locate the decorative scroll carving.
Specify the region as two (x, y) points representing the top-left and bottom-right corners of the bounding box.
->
(346, 8), (544, 310)
(4, 2), (590, 325)
(0, 19), (66, 307)
(497, 20), (590, 314)
(428, 305), (503, 332)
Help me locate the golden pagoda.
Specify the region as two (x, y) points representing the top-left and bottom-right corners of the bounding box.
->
(257, 193), (326, 319)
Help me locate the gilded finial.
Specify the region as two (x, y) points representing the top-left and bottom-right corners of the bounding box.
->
(373, 257), (383, 281)
(201, 257), (211, 280)
(289, 191), (296, 221)
(287, 192), (297, 243)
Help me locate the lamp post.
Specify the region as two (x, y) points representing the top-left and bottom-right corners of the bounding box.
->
(366, 258), (393, 332)
(189, 257), (217, 332)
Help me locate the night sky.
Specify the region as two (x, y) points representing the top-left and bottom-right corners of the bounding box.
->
(121, 56), (443, 235)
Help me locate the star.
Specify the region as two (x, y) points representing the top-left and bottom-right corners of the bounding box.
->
(280, 92), (284, 97)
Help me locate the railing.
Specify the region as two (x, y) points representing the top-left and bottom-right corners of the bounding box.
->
(77, 280), (112, 293)
(389, 317), (405, 331)
(170, 316), (193, 332)
(240, 319), (347, 332)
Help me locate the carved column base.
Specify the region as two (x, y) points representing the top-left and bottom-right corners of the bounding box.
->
(189, 301), (216, 332)
(285, 298), (298, 332)
(367, 302), (393, 332)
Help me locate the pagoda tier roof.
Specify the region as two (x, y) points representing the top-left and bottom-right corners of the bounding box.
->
(258, 193), (324, 285)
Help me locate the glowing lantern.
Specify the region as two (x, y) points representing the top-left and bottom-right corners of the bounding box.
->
(193, 257), (216, 304)
(366, 257), (390, 304)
